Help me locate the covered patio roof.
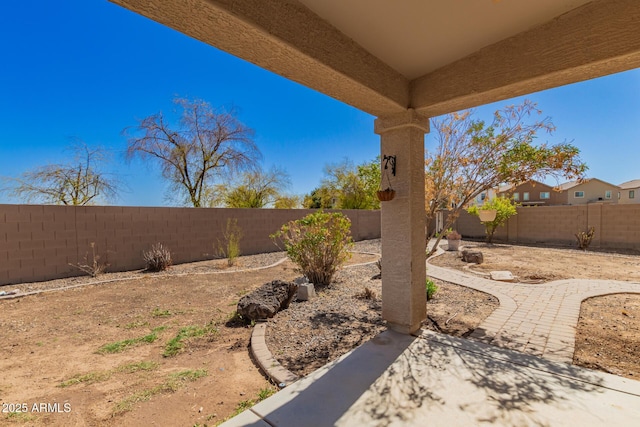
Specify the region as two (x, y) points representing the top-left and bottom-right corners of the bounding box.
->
(110, 0), (640, 117)
(106, 2), (640, 423)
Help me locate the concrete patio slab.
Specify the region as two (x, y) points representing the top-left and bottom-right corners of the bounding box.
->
(222, 330), (640, 427)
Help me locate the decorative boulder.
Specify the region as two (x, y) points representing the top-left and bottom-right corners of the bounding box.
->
(461, 249), (484, 264)
(237, 280), (298, 321)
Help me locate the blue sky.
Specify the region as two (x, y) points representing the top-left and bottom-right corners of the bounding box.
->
(1, 0), (639, 206)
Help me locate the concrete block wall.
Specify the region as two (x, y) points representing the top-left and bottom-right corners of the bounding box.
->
(600, 204), (640, 249)
(450, 203), (640, 249)
(0, 205), (381, 285)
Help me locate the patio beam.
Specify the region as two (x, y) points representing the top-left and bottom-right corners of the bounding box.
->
(109, 0), (409, 116)
(411, 0), (640, 116)
(375, 109), (428, 335)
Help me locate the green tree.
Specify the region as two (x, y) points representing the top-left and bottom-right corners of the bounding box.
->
(125, 98), (261, 207)
(1, 141), (119, 205)
(274, 195), (301, 209)
(303, 187), (336, 209)
(216, 166), (291, 208)
(467, 196), (518, 243)
(426, 100), (587, 255)
(303, 157), (381, 209)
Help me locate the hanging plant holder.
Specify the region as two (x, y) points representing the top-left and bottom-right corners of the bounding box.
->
(479, 209), (497, 222)
(378, 155), (397, 202)
(377, 188), (396, 201)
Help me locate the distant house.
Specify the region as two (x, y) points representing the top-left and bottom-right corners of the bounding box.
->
(557, 178), (619, 205)
(496, 180), (565, 206)
(619, 179), (640, 204)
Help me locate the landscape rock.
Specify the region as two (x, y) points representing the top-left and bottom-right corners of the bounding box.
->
(294, 276), (309, 285)
(461, 250), (484, 264)
(237, 280), (298, 320)
(297, 283), (316, 301)
(490, 271), (516, 282)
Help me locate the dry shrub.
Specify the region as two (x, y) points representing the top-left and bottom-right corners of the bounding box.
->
(575, 226), (595, 250)
(144, 243), (172, 272)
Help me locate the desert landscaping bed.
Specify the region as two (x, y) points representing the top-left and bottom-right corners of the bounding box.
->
(429, 241), (640, 283)
(2, 239), (640, 425)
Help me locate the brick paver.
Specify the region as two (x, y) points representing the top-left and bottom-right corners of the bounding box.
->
(427, 247), (640, 363)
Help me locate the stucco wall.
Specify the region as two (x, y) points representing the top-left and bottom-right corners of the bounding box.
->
(451, 203), (640, 250)
(565, 180), (618, 205)
(619, 187), (640, 204)
(499, 181), (565, 206)
(0, 205), (381, 286)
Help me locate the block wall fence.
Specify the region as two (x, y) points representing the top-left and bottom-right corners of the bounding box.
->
(0, 205), (381, 286)
(447, 203), (640, 249)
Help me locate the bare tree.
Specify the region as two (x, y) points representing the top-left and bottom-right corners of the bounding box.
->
(2, 141), (119, 205)
(426, 100), (587, 255)
(125, 98), (261, 207)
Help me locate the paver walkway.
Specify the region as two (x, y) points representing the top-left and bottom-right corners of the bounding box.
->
(427, 246), (640, 362)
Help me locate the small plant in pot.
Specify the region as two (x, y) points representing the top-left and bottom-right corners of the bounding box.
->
(376, 188), (396, 201)
(445, 230), (462, 251)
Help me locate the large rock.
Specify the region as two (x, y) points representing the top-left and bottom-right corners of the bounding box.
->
(461, 249), (484, 264)
(490, 271), (516, 282)
(237, 280), (298, 321)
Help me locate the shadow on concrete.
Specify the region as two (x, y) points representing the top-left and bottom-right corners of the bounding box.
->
(250, 330), (417, 426)
(231, 330), (637, 426)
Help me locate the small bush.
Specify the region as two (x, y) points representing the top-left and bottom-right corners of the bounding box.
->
(426, 279), (438, 301)
(445, 230), (461, 240)
(218, 218), (242, 266)
(355, 287), (377, 300)
(467, 197), (518, 243)
(143, 243), (172, 272)
(271, 211), (353, 286)
(69, 242), (108, 277)
(575, 226), (595, 250)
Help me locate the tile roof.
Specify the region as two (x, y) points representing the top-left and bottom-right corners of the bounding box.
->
(619, 179), (640, 189)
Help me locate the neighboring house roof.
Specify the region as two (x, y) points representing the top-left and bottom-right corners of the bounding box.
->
(557, 180), (581, 190)
(497, 179), (550, 193)
(556, 178), (619, 191)
(497, 183), (514, 193)
(619, 179), (640, 189)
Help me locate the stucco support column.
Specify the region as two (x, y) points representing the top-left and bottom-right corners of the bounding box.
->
(374, 109), (429, 335)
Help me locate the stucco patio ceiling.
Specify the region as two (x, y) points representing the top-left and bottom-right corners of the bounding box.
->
(111, 0), (640, 116)
(110, 0), (640, 116)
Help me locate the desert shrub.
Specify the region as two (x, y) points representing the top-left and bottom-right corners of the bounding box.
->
(426, 278), (438, 301)
(355, 287), (377, 300)
(467, 196), (518, 243)
(271, 211), (353, 286)
(445, 230), (461, 240)
(69, 242), (108, 277)
(218, 218), (242, 266)
(575, 226), (595, 250)
(143, 243), (172, 272)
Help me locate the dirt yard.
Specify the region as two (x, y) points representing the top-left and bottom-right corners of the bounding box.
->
(0, 257), (302, 427)
(429, 241), (640, 283)
(1, 240), (639, 426)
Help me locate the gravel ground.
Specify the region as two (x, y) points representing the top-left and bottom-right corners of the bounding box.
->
(265, 239), (498, 377)
(0, 251), (287, 297)
(1, 239), (377, 297)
